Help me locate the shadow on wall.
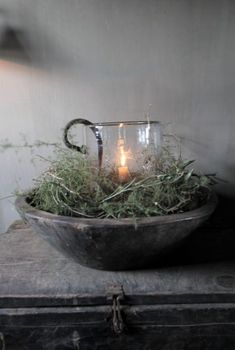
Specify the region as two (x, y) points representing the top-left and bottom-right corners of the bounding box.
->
(212, 194), (235, 226)
(0, 7), (73, 69)
(219, 164), (235, 197)
(0, 27), (30, 63)
(0, 7), (31, 64)
(153, 193), (235, 269)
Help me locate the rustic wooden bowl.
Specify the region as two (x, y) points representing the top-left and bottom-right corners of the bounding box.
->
(15, 193), (217, 271)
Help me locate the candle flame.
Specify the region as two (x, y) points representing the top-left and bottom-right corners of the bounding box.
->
(120, 148), (126, 166)
(117, 133), (130, 181)
(117, 137), (127, 167)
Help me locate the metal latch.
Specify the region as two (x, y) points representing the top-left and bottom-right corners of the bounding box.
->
(0, 333), (5, 350)
(107, 284), (125, 335)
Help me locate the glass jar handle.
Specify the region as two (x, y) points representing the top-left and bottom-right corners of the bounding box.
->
(63, 118), (103, 168)
(63, 118), (93, 153)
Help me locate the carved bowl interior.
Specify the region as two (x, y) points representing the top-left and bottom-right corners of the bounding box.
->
(15, 192), (217, 271)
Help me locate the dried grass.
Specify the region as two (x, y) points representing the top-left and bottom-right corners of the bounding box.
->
(28, 147), (216, 219)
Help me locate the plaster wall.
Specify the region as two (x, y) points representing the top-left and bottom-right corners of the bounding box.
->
(0, 0), (234, 233)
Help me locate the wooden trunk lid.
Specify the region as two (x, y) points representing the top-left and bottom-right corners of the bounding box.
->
(0, 221), (235, 308)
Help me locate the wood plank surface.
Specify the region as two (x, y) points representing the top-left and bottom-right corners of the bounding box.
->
(0, 221), (234, 307)
(1, 304), (235, 349)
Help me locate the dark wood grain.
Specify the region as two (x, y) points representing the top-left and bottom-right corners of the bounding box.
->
(1, 305), (235, 349)
(0, 214), (235, 349)
(0, 222), (235, 307)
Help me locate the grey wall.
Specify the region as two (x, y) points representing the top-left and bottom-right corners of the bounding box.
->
(0, 0), (235, 233)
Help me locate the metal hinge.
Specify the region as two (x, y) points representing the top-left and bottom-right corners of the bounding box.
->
(107, 284), (126, 335)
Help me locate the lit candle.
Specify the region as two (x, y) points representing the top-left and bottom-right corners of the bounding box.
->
(117, 138), (130, 182)
(118, 166), (129, 182)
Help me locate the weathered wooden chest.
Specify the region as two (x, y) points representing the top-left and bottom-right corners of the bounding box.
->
(0, 201), (235, 350)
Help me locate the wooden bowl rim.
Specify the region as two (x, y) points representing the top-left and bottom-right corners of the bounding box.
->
(15, 191), (218, 227)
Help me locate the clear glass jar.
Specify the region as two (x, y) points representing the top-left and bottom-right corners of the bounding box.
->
(64, 119), (162, 180)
